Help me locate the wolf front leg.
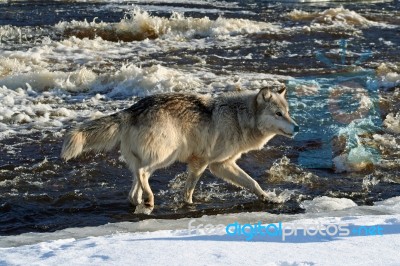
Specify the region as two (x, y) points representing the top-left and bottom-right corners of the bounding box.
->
(184, 161), (208, 204)
(209, 161), (269, 201)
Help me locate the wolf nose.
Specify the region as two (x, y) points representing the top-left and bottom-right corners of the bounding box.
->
(294, 125), (299, 133)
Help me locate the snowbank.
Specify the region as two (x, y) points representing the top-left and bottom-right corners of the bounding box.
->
(1, 197), (400, 265)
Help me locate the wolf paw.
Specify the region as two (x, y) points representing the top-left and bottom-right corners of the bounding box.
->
(128, 196), (142, 206)
(259, 193), (270, 202)
(259, 191), (284, 204)
(184, 195), (194, 204)
(143, 196), (154, 208)
(134, 203), (154, 215)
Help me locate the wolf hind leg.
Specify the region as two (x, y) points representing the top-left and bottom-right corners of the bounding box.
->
(137, 168), (154, 208)
(122, 149), (144, 206)
(128, 175), (143, 206)
(128, 167), (155, 215)
(184, 160), (207, 204)
(209, 161), (269, 201)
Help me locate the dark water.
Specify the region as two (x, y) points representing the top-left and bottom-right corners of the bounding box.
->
(0, 0), (399, 235)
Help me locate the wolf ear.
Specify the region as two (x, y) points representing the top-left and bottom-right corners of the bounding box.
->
(257, 87), (272, 105)
(277, 86), (287, 97)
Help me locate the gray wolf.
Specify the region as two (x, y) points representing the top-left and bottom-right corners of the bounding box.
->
(61, 86), (299, 213)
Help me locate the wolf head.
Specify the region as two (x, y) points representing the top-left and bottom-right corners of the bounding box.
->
(256, 86), (299, 138)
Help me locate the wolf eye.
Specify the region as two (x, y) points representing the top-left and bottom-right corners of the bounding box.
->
(275, 111), (283, 117)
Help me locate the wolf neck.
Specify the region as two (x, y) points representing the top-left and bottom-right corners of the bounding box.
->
(222, 92), (276, 150)
(244, 93), (276, 149)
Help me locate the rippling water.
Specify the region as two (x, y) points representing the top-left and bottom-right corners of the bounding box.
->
(0, 0), (399, 235)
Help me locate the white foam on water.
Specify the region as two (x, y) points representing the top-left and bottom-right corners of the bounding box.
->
(120, 3), (253, 15)
(268, 156), (320, 185)
(158, 171), (294, 207)
(376, 63), (400, 89)
(0, 19), (291, 139)
(287, 7), (391, 28)
(70, 0), (239, 7)
(362, 175), (380, 191)
(0, 68), (98, 93)
(0, 25), (22, 43)
(0, 61), (289, 139)
(55, 7), (279, 42)
(383, 112), (400, 134)
(104, 64), (204, 97)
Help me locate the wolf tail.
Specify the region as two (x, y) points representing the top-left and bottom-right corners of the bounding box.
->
(61, 112), (123, 161)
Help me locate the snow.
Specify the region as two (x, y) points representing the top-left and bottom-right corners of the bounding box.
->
(1, 196), (400, 265)
(300, 196), (357, 212)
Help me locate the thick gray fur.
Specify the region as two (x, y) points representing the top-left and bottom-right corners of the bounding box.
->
(61, 87), (298, 214)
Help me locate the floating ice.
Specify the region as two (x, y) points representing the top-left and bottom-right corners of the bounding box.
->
(374, 196), (400, 213)
(332, 118), (382, 173)
(300, 196), (357, 212)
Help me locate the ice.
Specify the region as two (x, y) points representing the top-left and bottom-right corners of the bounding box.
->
(300, 196), (357, 212)
(1, 196), (399, 248)
(333, 145), (378, 173)
(2, 224), (398, 265)
(1, 197), (400, 265)
(331, 117), (384, 173)
(374, 196), (400, 213)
